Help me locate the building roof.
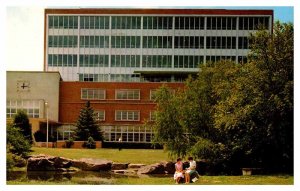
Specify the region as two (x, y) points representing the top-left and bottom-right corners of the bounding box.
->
(45, 8), (273, 16)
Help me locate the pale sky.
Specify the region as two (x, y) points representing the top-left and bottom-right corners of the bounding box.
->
(5, 6), (295, 72)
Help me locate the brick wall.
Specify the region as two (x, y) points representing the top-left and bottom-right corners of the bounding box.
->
(59, 82), (184, 124)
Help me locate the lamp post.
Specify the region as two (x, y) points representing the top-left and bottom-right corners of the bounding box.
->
(45, 101), (49, 148)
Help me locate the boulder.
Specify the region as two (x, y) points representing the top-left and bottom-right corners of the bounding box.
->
(128, 164), (146, 169)
(111, 162), (128, 170)
(71, 158), (112, 171)
(27, 156), (56, 171)
(163, 161), (175, 174)
(137, 162), (165, 174)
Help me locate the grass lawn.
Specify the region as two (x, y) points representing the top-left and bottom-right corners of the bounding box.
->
(7, 147), (293, 185)
(30, 147), (171, 164)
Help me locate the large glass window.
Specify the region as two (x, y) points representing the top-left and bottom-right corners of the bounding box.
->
(143, 16), (172, 29)
(49, 16), (78, 29)
(80, 16), (109, 29)
(79, 55), (109, 67)
(115, 111), (140, 121)
(175, 17), (205, 30)
(79, 74), (109, 82)
(142, 36), (172, 48)
(174, 36), (204, 49)
(79, 36), (109, 48)
(239, 17), (269, 30)
(206, 36), (236, 49)
(174, 55), (204, 68)
(111, 16), (141, 29)
(111, 55), (140, 68)
(142, 55), (172, 68)
(6, 100), (42, 118)
(207, 17), (237, 30)
(48, 54), (77, 67)
(48, 36), (78, 48)
(110, 74), (141, 82)
(94, 110), (105, 121)
(115, 89), (140, 100)
(81, 89), (106, 100)
(111, 36), (140, 48)
(238, 37), (251, 49)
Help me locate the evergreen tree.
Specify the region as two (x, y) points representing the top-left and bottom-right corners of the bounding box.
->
(13, 110), (33, 144)
(75, 101), (103, 141)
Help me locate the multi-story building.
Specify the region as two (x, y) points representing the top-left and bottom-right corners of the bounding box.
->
(8, 8), (274, 146)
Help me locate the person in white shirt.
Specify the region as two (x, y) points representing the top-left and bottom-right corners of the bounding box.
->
(185, 156), (197, 183)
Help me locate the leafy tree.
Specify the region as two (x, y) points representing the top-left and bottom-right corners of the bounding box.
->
(7, 124), (31, 157)
(13, 110), (33, 144)
(75, 101), (103, 141)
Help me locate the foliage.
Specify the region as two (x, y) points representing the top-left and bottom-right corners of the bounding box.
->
(7, 124), (31, 157)
(149, 22), (293, 174)
(83, 136), (96, 149)
(75, 101), (103, 141)
(65, 138), (74, 148)
(13, 110), (33, 144)
(34, 130), (46, 142)
(6, 151), (15, 171)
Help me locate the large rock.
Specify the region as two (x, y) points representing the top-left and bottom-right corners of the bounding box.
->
(137, 162), (166, 174)
(128, 164), (146, 169)
(111, 162), (128, 170)
(163, 161), (175, 174)
(27, 155), (57, 171)
(71, 158), (112, 171)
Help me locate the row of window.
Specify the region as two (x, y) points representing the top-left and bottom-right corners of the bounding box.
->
(48, 53), (242, 68)
(6, 100), (43, 118)
(94, 110), (156, 122)
(81, 88), (159, 101)
(78, 73), (141, 82)
(49, 35), (251, 49)
(49, 16), (269, 30)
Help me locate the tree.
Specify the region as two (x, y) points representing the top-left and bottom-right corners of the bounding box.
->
(7, 124), (31, 157)
(75, 101), (103, 141)
(13, 110), (33, 144)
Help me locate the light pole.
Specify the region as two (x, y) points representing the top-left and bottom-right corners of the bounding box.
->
(45, 101), (49, 148)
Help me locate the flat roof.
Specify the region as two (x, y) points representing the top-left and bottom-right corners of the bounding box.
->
(45, 8), (273, 16)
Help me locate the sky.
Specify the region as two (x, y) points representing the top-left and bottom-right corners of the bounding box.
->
(4, 6), (294, 72)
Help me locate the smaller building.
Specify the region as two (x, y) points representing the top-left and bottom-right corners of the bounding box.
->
(6, 71), (61, 143)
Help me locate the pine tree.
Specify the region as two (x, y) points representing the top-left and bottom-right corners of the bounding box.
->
(75, 101), (103, 141)
(13, 110), (33, 144)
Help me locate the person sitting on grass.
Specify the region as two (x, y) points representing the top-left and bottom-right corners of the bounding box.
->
(185, 156), (197, 184)
(174, 158), (184, 184)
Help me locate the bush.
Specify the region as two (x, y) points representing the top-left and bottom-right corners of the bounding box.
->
(6, 152), (15, 171)
(65, 138), (74, 148)
(83, 136), (96, 149)
(7, 125), (31, 157)
(34, 130), (46, 142)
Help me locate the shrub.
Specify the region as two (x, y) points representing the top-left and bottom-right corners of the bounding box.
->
(65, 138), (74, 148)
(83, 136), (96, 149)
(6, 151), (15, 171)
(7, 125), (31, 157)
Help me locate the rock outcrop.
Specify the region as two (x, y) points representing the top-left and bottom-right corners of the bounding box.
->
(137, 162), (166, 174)
(71, 158), (112, 171)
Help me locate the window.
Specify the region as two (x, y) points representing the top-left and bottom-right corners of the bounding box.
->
(111, 55), (140, 68)
(111, 36), (140, 48)
(174, 55), (204, 68)
(79, 36), (109, 48)
(150, 111), (156, 121)
(49, 16), (78, 29)
(174, 36), (204, 49)
(80, 16), (109, 29)
(112, 16), (141, 29)
(142, 36), (172, 49)
(110, 74), (140, 82)
(48, 54), (77, 67)
(79, 74), (109, 82)
(48, 36), (78, 48)
(81, 89), (106, 100)
(142, 55), (172, 68)
(79, 55), (109, 67)
(206, 36), (236, 49)
(116, 89), (140, 100)
(238, 37), (250, 49)
(239, 17), (269, 30)
(6, 100), (42, 118)
(94, 110), (105, 121)
(115, 111), (140, 121)
(143, 17), (172, 29)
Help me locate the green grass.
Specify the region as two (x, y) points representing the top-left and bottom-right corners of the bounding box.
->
(30, 147), (171, 164)
(7, 175), (293, 185)
(7, 147), (293, 185)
